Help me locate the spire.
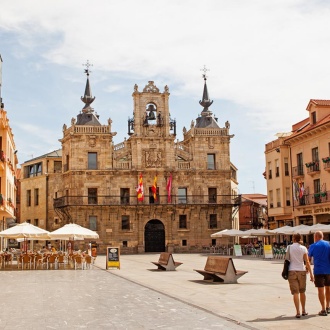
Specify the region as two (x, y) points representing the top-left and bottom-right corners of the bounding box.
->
(81, 60), (95, 113)
(199, 65), (213, 113)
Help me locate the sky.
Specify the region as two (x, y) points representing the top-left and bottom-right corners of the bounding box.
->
(1, 0), (330, 194)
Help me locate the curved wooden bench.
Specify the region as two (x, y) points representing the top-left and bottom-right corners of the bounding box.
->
(194, 256), (247, 283)
(151, 252), (183, 271)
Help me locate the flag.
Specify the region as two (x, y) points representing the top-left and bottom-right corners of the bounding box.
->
(136, 174), (144, 201)
(166, 174), (172, 203)
(152, 175), (157, 201)
(299, 182), (305, 199)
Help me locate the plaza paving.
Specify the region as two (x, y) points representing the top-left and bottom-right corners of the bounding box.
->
(0, 253), (329, 329)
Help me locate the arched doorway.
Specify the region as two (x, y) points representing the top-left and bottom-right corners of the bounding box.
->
(144, 219), (165, 252)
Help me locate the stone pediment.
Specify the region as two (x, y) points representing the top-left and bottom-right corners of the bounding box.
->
(143, 81), (159, 93)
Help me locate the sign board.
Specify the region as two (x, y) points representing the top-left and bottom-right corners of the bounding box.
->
(233, 244), (242, 257)
(263, 244), (273, 259)
(106, 246), (120, 269)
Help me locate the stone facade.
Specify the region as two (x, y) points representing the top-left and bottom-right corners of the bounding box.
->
(21, 73), (239, 254)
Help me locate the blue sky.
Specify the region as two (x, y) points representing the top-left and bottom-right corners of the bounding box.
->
(1, 0), (330, 194)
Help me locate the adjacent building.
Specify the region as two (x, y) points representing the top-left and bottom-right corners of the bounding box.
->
(0, 55), (19, 250)
(265, 99), (330, 229)
(20, 68), (240, 253)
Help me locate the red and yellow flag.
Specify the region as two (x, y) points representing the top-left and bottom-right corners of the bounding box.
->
(136, 174), (144, 201)
(151, 175), (157, 201)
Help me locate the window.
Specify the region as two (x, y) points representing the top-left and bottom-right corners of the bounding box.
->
(312, 147), (319, 163)
(25, 162), (42, 178)
(207, 154), (215, 170)
(297, 153), (303, 175)
(179, 215), (187, 229)
(89, 215), (97, 231)
(285, 187), (291, 206)
(178, 188), (187, 204)
(268, 162), (272, 179)
(209, 214), (217, 229)
(311, 111), (316, 124)
(54, 161), (62, 173)
(314, 179), (321, 203)
(275, 159), (279, 177)
(276, 188), (281, 207)
(65, 155), (69, 171)
(88, 152), (97, 170)
(269, 190), (273, 208)
(88, 188), (98, 204)
(284, 158), (289, 176)
(208, 188), (217, 203)
(34, 219), (38, 226)
(182, 240), (187, 246)
(121, 215), (130, 230)
(34, 188), (39, 206)
(27, 190), (31, 207)
(122, 241), (128, 247)
(120, 188), (130, 205)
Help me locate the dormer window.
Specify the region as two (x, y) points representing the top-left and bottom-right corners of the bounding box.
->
(311, 111), (316, 124)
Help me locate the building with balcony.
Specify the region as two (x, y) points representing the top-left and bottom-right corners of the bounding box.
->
(265, 99), (330, 229)
(20, 68), (240, 253)
(0, 54), (19, 250)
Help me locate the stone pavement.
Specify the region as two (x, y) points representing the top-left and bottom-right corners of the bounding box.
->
(0, 253), (328, 329)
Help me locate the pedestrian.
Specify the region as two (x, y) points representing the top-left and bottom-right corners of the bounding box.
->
(287, 233), (314, 318)
(308, 231), (330, 316)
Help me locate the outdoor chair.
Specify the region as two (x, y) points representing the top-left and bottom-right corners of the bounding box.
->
(47, 255), (57, 269)
(74, 256), (84, 270)
(84, 255), (93, 269)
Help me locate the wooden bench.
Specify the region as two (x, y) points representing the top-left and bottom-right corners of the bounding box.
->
(194, 256), (248, 283)
(151, 252), (183, 271)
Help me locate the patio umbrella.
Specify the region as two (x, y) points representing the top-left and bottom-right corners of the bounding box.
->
(49, 223), (99, 240)
(0, 222), (50, 240)
(0, 222), (50, 252)
(211, 229), (245, 237)
(243, 228), (275, 236)
(267, 225), (294, 235)
(309, 223), (330, 234)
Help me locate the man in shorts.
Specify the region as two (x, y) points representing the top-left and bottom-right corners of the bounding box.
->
(308, 231), (330, 316)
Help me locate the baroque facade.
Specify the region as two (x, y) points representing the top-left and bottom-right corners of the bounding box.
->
(21, 69), (240, 253)
(265, 99), (330, 231)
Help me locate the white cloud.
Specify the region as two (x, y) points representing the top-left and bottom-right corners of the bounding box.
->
(1, 0), (330, 193)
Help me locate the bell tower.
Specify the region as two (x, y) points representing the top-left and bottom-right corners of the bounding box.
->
(127, 81), (176, 169)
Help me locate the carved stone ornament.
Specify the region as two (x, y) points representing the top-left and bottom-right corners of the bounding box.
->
(143, 81), (160, 93)
(144, 150), (162, 168)
(89, 135), (97, 148)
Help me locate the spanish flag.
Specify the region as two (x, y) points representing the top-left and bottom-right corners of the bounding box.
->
(166, 174), (172, 203)
(136, 174), (144, 201)
(151, 175), (157, 201)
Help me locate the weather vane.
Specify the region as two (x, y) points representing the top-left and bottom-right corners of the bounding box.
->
(200, 65), (209, 80)
(83, 60), (93, 76)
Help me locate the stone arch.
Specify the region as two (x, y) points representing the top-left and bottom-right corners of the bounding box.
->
(144, 219), (165, 252)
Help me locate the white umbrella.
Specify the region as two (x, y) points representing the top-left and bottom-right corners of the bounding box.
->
(211, 229), (245, 237)
(0, 222), (50, 239)
(243, 228), (275, 236)
(309, 223), (330, 234)
(0, 222), (50, 252)
(267, 226), (294, 235)
(49, 223), (99, 240)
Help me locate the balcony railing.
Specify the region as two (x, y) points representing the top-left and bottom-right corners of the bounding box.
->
(306, 161), (320, 174)
(293, 190), (329, 206)
(54, 194), (241, 208)
(292, 165), (304, 177)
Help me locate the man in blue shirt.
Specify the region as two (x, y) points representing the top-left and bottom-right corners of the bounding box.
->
(308, 231), (330, 316)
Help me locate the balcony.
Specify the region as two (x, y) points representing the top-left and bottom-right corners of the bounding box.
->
(292, 165), (304, 178)
(54, 194), (241, 208)
(322, 157), (330, 171)
(306, 161), (320, 175)
(294, 190), (329, 206)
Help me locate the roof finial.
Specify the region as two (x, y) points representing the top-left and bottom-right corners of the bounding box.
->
(81, 60), (95, 113)
(83, 60), (93, 76)
(200, 65), (209, 81)
(199, 65), (213, 112)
